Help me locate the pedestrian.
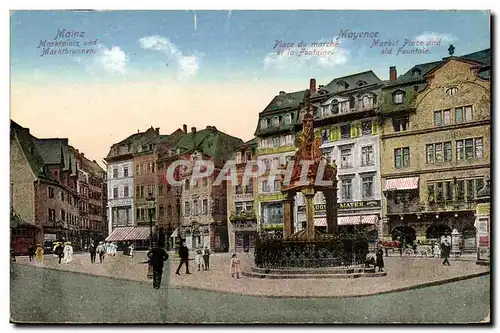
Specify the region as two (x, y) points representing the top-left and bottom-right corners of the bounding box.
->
(203, 246), (211, 270)
(147, 243), (170, 289)
(35, 244), (44, 267)
(63, 242), (73, 263)
(230, 253), (241, 278)
(195, 248), (205, 271)
(175, 241), (191, 275)
(376, 246), (385, 272)
(89, 241), (97, 263)
(442, 239), (451, 266)
(112, 242), (118, 256)
(129, 243), (135, 258)
(96, 241), (106, 263)
(28, 244), (36, 262)
(54, 242), (64, 264)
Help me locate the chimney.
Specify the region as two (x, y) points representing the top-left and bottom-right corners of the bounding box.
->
(309, 78), (317, 95)
(82, 153), (84, 158)
(137, 129), (140, 133)
(155, 127), (160, 134)
(390, 66), (397, 81)
(183, 124), (187, 133)
(191, 127), (197, 134)
(279, 91), (286, 95)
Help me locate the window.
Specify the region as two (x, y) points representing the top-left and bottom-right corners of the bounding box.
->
(167, 205), (173, 216)
(60, 191), (65, 202)
(48, 209), (55, 221)
(124, 186), (129, 197)
(158, 205), (164, 217)
(436, 182), (443, 202)
(426, 144), (435, 164)
(341, 149), (353, 168)
(147, 163), (151, 174)
(361, 121), (372, 136)
(464, 106), (473, 122)
(272, 136), (280, 147)
(152, 163), (155, 173)
(48, 187), (54, 198)
(457, 141), (464, 160)
(445, 181), (452, 201)
(185, 179), (190, 190)
(321, 128), (331, 144)
(341, 179), (352, 200)
(203, 178), (208, 187)
(457, 180), (465, 201)
(394, 147), (410, 168)
(362, 95), (373, 109)
(476, 178), (485, 196)
(427, 184), (435, 203)
(434, 111), (442, 126)
(340, 125), (350, 139)
(113, 187), (118, 198)
(467, 179), (475, 201)
(272, 117), (280, 127)
(123, 167), (129, 178)
(361, 176), (373, 199)
(136, 208), (140, 220)
(435, 143), (443, 163)
(113, 168), (118, 179)
(184, 202), (191, 215)
(261, 180), (269, 192)
(284, 113), (292, 124)
(203, 199), (208, 214)
(235, 202), (243, 214)
(260, 119), (268, 129)
(284, 134), (293, 145)
(61, 209), (66, 221)
(446, 87), (458, 96)
(193, 200), (199, 215)
(274, 180), (281, 192)
(465, 139), (474, 159)
(339, 101), (349, 113)
(443, 110), (451, 125)
(455, 107), (463, 123)
(444, 142), (452, 162)
(475, 138), (483, 158)
(361, 146), (374, 166)
(393, 92), (404, 104)
(393, 116), (409, 132)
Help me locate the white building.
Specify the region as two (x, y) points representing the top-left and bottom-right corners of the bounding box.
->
(107, 160), (134, 233)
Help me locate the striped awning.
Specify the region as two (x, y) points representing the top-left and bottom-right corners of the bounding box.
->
(360, 215), (378, 225)
(106, 227), (134, 242)
(314, 217), (327, 227)
(338, 216), (361, 225)
(384, 177), (419, 191)
(123, 227), (151, 241)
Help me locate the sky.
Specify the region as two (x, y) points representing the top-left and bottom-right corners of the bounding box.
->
(10, 10), (490, 166)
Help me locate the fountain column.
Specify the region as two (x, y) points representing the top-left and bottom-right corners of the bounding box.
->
(303, 187), (315, 240)
(283, 193), (294, 239)
(325, 190), (337, 234)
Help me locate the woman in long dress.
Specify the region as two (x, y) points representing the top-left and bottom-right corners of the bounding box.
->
(35, 244), (44, 267)
(63, 242), (73, 263)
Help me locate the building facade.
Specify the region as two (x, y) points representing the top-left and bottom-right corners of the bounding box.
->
(227, 139), (258, 252)
(379, 48), (491, 250)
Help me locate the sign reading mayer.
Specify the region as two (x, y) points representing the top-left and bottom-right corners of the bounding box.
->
(297, 200), (381, 213)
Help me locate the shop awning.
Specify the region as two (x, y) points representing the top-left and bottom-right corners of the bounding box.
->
(360, 215), (378, 225)
(314, 217), (327, 227)
(384, 177), (419, 191)
(338, 216), (361, 225)
(123, 227), (151, 241)
(105, 227), (134, 242)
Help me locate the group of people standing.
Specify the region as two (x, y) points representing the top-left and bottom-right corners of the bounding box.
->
(194, 247), (211, 271)
(27, 241), (74, 266)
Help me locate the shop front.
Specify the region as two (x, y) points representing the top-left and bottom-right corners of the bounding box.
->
(233, 219), (257, 252)
(475, 177), (490, 262)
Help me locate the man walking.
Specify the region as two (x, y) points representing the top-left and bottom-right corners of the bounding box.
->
(96, 241), (106, 263)
(147, 243), (170, 289)
(442, 239), (451, 266)
(54, 242), (64, 264)
(28, 244), (36, 262)
(203, 246), (211, 270)
(175, 241), (191, 275)
(89, 242), (97, 263)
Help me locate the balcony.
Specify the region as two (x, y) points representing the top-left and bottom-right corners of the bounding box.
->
(387, 198), (475, 215)
(229, 210), (257, 221)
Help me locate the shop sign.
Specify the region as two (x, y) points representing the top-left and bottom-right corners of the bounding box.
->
(476, 203), (490, 216)
(297, 200), (381, 213)
(259, 193), (286, 202)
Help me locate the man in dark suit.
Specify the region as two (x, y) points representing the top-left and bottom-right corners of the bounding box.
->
(442, 239), (451, 266)
(175, 240), (191, 275)
(147, 243), (170, 289)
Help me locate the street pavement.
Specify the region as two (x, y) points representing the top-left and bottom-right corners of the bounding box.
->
(14, 252), (490, 297)
(10, 264), (490, 324)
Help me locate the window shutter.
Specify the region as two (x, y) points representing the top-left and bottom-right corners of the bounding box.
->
(371, 119), (379, 135)
(330, 126), (339, 141)
(350, 122), (361, 138)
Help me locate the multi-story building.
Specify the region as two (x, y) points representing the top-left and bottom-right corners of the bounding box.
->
(301, 71), (383, 241)
(175, 125), (244, 251)
(227, 139), (258, 252)
(10, 121), (105, 253)
(254, 89), (305, 234)
(379, 47), (491, 251)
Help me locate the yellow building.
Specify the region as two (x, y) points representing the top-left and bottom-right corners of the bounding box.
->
(379, 47), (490, 251)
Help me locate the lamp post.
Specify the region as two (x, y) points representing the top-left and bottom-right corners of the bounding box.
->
(175, 185), (183, 247)
(146, 193), (156, 279)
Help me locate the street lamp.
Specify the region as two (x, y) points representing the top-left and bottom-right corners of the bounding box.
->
(146, 193), (156, 249)
(175, 185), (183, 246)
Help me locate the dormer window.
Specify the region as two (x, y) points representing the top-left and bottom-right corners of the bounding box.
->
(392, 90), (404, 104)
(446, 87), (458, 96)
(260, 118), (268, 129)
(412, 68), (421, 77)
(357, 80), (367, 87)
(284, 113), (292, 125)
(337, 81), (348, 91)
(272, 116), (280, 128)
(362, 95), (374, 109)
(276, 99), (283, 107)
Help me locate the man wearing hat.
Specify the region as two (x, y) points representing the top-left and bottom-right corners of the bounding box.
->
(54, 242), (64, 264)
(147, 242), (169, 289)
(96, 241), (106, 263)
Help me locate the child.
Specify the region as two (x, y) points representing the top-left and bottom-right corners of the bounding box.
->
(230, 253), (241, 279)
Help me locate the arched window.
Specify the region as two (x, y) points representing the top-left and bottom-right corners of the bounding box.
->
(446, 87), (458, 96)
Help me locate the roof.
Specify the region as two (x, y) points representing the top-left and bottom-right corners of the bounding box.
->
(35, 138), (77, 174)
(11, 210), (36, 228)
(324, 70), (383, 94)
(11, 120), (51, 179)
(174, 126), (244, 166)
(261, 90), (308, 115)
(106, 127), (160, 159)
